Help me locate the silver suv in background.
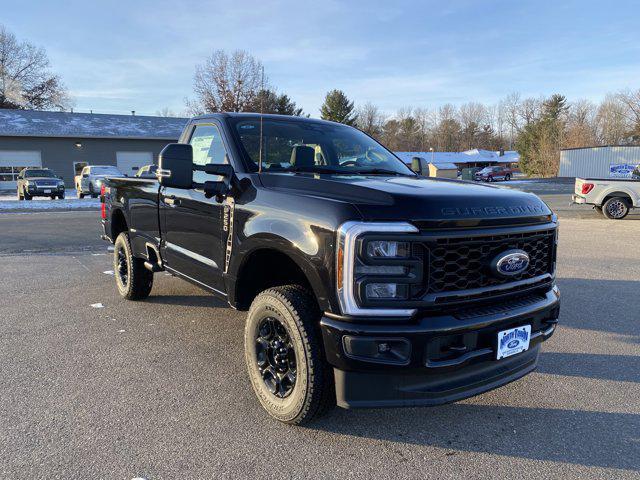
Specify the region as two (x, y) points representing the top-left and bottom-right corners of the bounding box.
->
(75, 165), (125, 198)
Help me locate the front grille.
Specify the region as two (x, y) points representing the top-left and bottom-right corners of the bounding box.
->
(35, 181), (57, 187)
(420, 228), (555, 296)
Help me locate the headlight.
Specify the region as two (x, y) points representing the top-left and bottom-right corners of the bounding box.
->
(336, 222), (419, 317)
(366, 240), (409, 258)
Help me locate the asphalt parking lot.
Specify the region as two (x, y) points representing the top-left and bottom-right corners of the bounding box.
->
(0, 183), (638, 479)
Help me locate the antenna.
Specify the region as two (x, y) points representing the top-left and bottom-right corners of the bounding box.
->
(258, 65), (265, 173)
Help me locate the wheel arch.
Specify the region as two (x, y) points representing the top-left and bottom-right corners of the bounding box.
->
(110, 208), (129, 240)
(599, 190), (635, 207)
(229, 240), (331, 312)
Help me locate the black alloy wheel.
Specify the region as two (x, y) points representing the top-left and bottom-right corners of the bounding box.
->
(255, 317), (297, 398)
(116, 243), (129, 288)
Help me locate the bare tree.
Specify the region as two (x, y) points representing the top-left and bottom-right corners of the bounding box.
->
(458, 102), (487, 150)
(595, 94), (630, 145)
(187, 49), (265, 114)
(155, 107), (180, 117)
(616, 89), (640, 141)
(564, 99), (597, 148)
(0, 25), (71, 110)
(355, 102), (385, 137)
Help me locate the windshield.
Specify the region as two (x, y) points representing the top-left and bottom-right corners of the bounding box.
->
(91, 166), (123, 176)
(229, 117), (414, 176)
(24, 169), (56, 178)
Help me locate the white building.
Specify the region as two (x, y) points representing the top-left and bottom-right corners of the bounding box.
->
(395, 149), (519, 169)
(558, 146), (640, 178)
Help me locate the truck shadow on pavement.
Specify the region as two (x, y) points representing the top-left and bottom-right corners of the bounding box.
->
(555, 277), (640, 340)
(310, 402), (639, 472)
(539, 351), (640, 383)
(145, 294), (228, 309)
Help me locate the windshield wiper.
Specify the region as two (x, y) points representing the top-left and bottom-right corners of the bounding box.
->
(288, 166), (347, 174)
(354, 168), (412, 176)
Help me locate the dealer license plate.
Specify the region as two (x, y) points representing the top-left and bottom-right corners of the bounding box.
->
(496, 325), (531, 360)
(43, 189), (51, 193)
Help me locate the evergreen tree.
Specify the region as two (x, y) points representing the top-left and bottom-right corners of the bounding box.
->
(250, 89), (303, 115)
(320, 89), (357, 125)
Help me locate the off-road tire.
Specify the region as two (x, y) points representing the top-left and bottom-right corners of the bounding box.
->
(602, 197), (630, 220)
(245, 285), (335, 425)
(113, 232), (154, 300)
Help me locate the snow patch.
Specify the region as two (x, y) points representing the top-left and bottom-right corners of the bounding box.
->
(0, 190), (100, 211)
(90, 303), (104, 308)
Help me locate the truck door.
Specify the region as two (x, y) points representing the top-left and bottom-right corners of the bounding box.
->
(160, 123), (229, 295)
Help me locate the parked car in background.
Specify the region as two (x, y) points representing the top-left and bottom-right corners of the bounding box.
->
(16, 167), (65, 200)
(474, 166), (512, 182)
(572, 170), (640, 219)
(134, 164), (158, 178)
(75, 165), (125, 198)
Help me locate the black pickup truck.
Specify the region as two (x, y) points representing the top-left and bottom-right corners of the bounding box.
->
(101, 113), (560, 425)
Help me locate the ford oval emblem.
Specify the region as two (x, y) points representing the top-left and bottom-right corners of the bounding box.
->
(507, 339), (520, 349)
(491, 249), (530, 277)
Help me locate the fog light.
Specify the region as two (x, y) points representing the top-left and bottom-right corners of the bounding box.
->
(365, 283), (408, 299)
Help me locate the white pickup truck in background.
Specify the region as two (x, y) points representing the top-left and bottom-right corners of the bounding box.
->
(573, 167), (640, 219)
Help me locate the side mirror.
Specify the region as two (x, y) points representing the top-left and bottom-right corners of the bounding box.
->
(158, 143), (193, 189)
(203, 163), (234, 201)
(410, 157), (423, 175)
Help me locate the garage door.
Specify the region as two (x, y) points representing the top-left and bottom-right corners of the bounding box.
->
(0, 150), (42, 190)
(116, 151), (153, 177)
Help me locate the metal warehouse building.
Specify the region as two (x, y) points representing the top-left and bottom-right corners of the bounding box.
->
(0, 109), (188, 190)
(558, 146), (640, 178)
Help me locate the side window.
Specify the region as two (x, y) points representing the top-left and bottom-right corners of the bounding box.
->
(189, 124), (228, 183)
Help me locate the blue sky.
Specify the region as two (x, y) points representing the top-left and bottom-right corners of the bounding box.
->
(4, 0), (640, 117)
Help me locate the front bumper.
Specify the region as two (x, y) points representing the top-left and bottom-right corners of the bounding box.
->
(27, 186), (65, 196)
(321, 286), (560, 408)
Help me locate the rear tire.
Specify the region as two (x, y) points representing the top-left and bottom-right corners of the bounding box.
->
(602, 197), (630, 220)
(244, 285), (335, 425)
(505, 174), (511, 181)
(113, 232), (154, 300)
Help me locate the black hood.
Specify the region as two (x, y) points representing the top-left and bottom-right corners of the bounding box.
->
(260, 173), (553, 227)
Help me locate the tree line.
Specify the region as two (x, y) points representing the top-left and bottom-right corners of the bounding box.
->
(186, 49), (640, 176)
(2, 26), (639, 177)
